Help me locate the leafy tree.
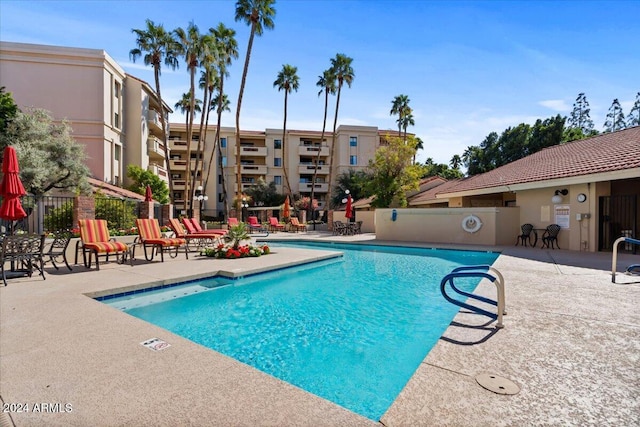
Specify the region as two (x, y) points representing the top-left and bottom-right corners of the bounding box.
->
(126, 165), (169, 204)
(420, 158), (463, 180)
(603, 98), (626, 132)
(327, 53), (355, 200)
(627, 92), (640, 127)
(330, 169), (373, 208)
(234, 0), (276, 207)
(400, 109), (415, 142)
(203, 23), (238, 220)
(366, 136), (421, 208)
(243, 177), (284, 207)
(310, 68), (336, 220)
(390, 94), (410, 137)
(496, 123), (531, 167)
(462, 145), (485, 176)
(273, 64), (300, 197)
(529, 115), (565, 152)
(44, 201), (73, 231)
(567, 92), (595, 134)
(0, 86), (19, 133)
(130, 19), (181, 202)
(0, 108), (91, 196)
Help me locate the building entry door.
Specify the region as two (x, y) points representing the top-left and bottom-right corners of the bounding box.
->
(599, 195), (638, 252)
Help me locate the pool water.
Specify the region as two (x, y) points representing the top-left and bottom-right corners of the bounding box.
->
(104, 242), (498, 420)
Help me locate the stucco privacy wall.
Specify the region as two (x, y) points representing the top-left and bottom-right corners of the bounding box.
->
(375, 207), (520, 246)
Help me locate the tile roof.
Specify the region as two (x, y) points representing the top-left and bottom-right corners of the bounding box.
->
(409, 179), (463, 205)
(88, 178), (146, 201)
(443, 126), (640, 194)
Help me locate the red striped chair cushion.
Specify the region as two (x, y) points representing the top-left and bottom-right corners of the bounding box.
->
(143, 238), (186, 247)
(84, 241), (128, 253)
(79, 219), (111, 244)
(169, 218), (186, 238)
(136, 219), (162, 240)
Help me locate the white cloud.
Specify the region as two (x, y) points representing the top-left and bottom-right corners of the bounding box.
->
(538, 99), (570, 112)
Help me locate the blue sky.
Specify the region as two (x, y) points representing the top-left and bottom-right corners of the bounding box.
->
(1, 0), (638, 165)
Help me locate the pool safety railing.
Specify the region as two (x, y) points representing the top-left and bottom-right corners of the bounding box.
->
(611, 236), (640, 283)
(440, 265), (506, 328)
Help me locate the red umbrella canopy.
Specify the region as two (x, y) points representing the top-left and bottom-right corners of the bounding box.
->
(345, 194), (353, 219)
(0, 146), (27, 221)
(144, 184), (153, 202)
(283, 195), (291, 218)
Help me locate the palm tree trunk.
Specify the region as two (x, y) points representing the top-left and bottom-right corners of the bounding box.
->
(204, 77), (228, 219)
(186, 68), (197, 217)
(191, 70), (209, 207)
(327, 82), (343, 207)
(236, 24), (256, 211)
(282, 89), (292, 198)
(310, 88), (329, 221)
(153, 66), (173, 203)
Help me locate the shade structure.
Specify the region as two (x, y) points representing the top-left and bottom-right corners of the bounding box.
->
(144, 184), (153, 202)
(283, 195), (291, 218)
(0, 146), (27, 221)
(345, 194), (353, 219)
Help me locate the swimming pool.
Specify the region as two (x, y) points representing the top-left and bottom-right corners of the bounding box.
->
(102, 242), (499, 420)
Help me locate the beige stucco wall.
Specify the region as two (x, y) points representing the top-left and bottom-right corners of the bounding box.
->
(374, 207), (520, 246)
(515, 184), (599, 251)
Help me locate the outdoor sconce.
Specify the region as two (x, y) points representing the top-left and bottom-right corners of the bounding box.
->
(551, 189), (568, 204)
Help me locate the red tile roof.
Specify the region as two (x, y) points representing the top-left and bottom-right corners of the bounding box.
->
(409, 179), (463, 205)
(88, 178), (146, 201)
(443, 126), (640, 195)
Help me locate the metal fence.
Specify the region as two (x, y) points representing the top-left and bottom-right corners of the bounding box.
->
(0, 195), (159, 234)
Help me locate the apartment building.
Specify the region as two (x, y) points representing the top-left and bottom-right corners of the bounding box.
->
(0, 41), (171, 188)
(168, 123), (386, 216)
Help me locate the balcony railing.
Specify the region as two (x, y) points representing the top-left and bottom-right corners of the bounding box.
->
(299, 182), (329, 192)
(240, 146), (267, 156)
(147, 136), (166, 160)
(147, 110), (163, 134)
(298, 164), (328, 174)
(168, 139), (199, 151)
(298, 145), (329, 156)
(240, 164), (267, 174)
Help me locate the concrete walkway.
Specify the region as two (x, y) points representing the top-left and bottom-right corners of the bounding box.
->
(1, 232), (638, 426)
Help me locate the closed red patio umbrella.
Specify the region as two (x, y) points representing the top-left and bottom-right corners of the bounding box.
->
(283, 195), (291, 219)
(345, 194), (353, 220)
(144, 184), (153, 202)
(0, 146), (27, 224)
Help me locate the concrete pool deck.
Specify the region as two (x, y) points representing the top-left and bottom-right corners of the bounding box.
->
(1, 231), (638, 426)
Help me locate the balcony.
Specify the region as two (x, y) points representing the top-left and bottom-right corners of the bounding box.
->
(147, 163), (168, 183)
(234, 183), (260, 192)
(169, 158), (199, 170)
(298, 164), (328, 174)
(147, 136), (166, 161)
(147, 110), (163, 134)
(172, 180), (186, 190)
(168, 138), (199, 151)
(299, 182), (329, 192)
(240, 164), (267, 175)
(298, 145), (329, 156)
(240, 146), (267, 157)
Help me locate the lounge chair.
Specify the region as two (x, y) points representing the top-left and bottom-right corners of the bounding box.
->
(289, 217), (306, 232)
(268, 217), (286, 232)
(541, 224), (561, 249)
(76, 219), (129, 270)
(181, 218), (226, 236)
(168, 218), (222, 251)
(45, 229), (73, 271)
(227, 217), (240, 227)
(516, 223), (534, 246)
(247, 216), (265, 233)
(136, 219), (188, 262)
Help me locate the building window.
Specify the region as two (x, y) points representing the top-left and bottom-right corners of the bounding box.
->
(274, 139), (282, 149)
(114, 113), (120, 129)
(114, 81), (120, 98)
(173, 192), (181, 200)
(274, 176), (282, 185)
(222, 156), (227, 167)
(350, 136), (357, 147)
(218, 194), (224, 202)
(274, 157), (282, 167)
(218, 174), (222, 184)
(220, 137), (227, 148)
(114, 145), (121, 161)
(350, 155), (357, 165)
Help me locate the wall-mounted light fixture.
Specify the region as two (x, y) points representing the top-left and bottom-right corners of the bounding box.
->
(551, 189), (568, 204)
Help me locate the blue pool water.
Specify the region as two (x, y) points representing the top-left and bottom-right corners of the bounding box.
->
(102, 242), (499, 420)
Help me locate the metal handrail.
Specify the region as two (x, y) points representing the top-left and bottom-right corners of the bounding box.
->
(611, 236), (640, 283)
(440, 265), (506, 328)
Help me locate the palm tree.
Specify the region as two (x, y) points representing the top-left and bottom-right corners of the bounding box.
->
(400, 108), (415, 141)
(273, 64), (299, 198)
(390, 94), (410, 137)
(174, 22), (204, 216)
(234, 0), (276, 209)
(327, 53), (354, 207)
(174, 92), (202, 143)
(192, 34), (218, 202)
(450, 154), (462, 170)
(413, 136), (424, 164)
(203, 24), (238, 220)
(310, 68), (336, 220)
(130, 19), (180, 202)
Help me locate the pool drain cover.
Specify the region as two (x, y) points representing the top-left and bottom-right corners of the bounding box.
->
(475, 373), (520, 395)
